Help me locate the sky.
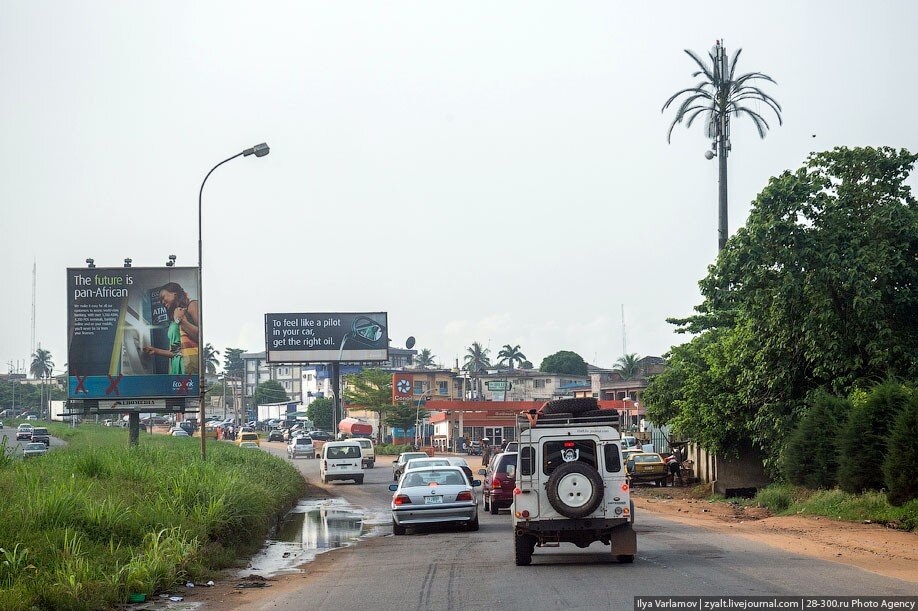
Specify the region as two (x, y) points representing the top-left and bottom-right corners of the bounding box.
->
(2, 1), (917, 376)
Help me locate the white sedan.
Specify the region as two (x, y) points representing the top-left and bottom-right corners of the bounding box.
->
(389, 466), (481, 535)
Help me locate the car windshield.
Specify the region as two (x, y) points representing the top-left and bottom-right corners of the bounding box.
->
(633, 454), (662, 463)
(327, 445), (361, 459)
(402, 469), (467, 487)
(407, 459), (450, 470)
(25, 443), (45, 450)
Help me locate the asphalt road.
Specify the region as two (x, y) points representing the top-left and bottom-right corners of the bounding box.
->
(0, 424), (66, 456)
(244, 441), (916, 610)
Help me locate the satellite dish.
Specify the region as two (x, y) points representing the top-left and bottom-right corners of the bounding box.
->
(405, 336), (416, 350)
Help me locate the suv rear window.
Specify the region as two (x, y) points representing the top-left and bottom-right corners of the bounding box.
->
(32, 428), (49, 435)
(357, 439), (372, 449)
(543, 440), (597, 475)
(496, 454), (517, 474)
(604, 444), (622, 472)
(294, 438), (312, 445)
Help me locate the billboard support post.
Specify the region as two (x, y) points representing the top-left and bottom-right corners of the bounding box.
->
(331, 362), (341, 434)
(128, 412), (140, 446)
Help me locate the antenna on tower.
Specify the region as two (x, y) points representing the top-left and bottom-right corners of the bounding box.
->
(31, 259), (36, 358)
(621, 304), (627, 355)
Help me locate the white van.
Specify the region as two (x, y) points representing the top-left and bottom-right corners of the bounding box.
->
(320, 441), (365, 485)
(355, 438), (376, 469)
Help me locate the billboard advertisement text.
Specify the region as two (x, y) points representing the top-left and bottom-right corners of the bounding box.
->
(265, 312), (388, 363)
(67, 267), (201, 400)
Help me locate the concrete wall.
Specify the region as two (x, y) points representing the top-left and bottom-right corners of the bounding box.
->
(713, 443), (771, 496)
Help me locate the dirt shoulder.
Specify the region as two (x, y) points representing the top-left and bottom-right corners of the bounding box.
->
(632, 487), (918, 584)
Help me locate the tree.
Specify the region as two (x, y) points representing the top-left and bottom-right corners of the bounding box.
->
(540, 351), (587, 376)
(498, 345), (527, 370)
(224, 347), (245, 377)
(343, 368), (392, 442)
(252, 380), (288, 407)
(884, 392), (918, 506)
(644, 147), (918, 472)
(663, 40), (782, 251)
(203, 343), (220, 375)
(463, 342), (491, 399)
(306, 397), (335, 431)
(780, 392), (848, 489)
(519, 360), (534, 370)
(613, 353), (642, 380)
(30, 348), (53, 380)
(837, 382), (909, 494)
(387, 401), (429, 433)
(463, 342), (491, 372)
(415, 349), (437, 368)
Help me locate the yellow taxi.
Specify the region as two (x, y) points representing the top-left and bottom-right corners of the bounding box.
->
(236, 431), (260, 447)
(625, 452), (668, 486)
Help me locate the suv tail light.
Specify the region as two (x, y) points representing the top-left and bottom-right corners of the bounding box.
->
(323, 460), (328, 471)
(394, 494), (412, 506)
(456, 491), (473, 502)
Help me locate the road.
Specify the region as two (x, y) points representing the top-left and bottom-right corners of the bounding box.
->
(0, 424), (66, 456)
(219, 441), (917, 611)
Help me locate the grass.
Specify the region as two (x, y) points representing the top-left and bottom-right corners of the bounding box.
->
(0, 423), (306, 609)
(741, 484), (918, 531)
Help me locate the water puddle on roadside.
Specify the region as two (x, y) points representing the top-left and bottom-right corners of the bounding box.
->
(239, 497), (388, 577)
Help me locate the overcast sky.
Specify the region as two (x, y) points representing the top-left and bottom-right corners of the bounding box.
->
(2, 1), (917, 375)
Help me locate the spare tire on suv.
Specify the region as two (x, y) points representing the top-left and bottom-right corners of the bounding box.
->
(545, 461), (605, 519)
(541, 398), (598, 416)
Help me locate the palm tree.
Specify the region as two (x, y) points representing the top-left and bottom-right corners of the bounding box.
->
(30, 348), (54, 380)
(415, 348), (437, 368)
(30, 348), (53, 419)
(203, 343), (220, 375)
(613, 353), (642, 380)
(463, 342), (491, 400)
(497, 344), (526, 370)
(663, 40), (782, 251)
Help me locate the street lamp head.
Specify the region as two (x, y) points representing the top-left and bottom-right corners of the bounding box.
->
(243, 143), (270, 158)
(85, 258), (95, 268)
(123, 258), (132, 268)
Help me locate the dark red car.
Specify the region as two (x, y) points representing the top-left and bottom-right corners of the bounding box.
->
(478, 452), (517, 515)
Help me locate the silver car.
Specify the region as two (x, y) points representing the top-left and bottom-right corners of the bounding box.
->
(287, 436), (314, 459)
(389, 466), (481, 535)
(22, 442), (47, 458)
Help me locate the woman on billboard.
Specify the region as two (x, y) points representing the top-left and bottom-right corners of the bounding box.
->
(143, 282), (200, 375)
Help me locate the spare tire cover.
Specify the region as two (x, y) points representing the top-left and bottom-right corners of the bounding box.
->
(546, 461), (605, 519)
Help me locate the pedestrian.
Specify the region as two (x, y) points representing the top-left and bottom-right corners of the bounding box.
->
(481, 438), (491, 466)
(667, 451), (682, 486)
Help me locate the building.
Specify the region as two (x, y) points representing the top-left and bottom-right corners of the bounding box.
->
(241, 351), (303, 406)
(587, 356), (665, 402)
(473, 369), (590, 402)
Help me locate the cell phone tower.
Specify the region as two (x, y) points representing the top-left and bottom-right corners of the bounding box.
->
(31, 259), (36, 361)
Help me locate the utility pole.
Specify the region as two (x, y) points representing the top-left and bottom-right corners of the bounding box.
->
(714, 40), (730, 252)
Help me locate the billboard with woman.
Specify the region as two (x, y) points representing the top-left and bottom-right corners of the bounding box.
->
(67, 267), (201, 399)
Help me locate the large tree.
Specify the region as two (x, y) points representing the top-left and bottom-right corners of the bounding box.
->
(223, 347), (245, 377)
(540, 350), (588, 376)
(386, 401), (429, 433)
(343, 368), (393, 442)
(663, 40), (782, 251)
(30, 348), (53, 380)
(306, 397), (335, 431)
(498, 344), (527, 370)
(252, 380), (288, 406)
(645, 147), (918, 472)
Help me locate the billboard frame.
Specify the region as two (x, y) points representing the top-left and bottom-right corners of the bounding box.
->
(264, 311), (389, 364)
(66, 265), (202, 401)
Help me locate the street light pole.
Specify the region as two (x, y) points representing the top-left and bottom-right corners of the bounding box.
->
(197, 143), (269, 459)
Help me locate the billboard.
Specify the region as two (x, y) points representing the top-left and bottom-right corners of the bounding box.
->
(265, 312), (388, 363)
(67, 267), (201, 400)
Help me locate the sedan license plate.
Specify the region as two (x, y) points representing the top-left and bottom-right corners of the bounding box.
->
(641, 466), (656, 472)
(424, 496), (443, 505)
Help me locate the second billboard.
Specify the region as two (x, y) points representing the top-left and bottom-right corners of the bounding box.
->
(265, 312), (388, 363)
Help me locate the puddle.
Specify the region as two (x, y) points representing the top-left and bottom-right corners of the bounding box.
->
(240, 498), (388, 577)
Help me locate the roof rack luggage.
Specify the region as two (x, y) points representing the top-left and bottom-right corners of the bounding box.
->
(516, 409), (620, 430)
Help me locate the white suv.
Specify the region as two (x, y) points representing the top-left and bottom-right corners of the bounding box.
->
(512, 399), (636, 566)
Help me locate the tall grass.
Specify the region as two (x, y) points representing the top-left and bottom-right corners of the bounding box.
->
(0, 424), (306, 609)
(751, 484), (918, 531)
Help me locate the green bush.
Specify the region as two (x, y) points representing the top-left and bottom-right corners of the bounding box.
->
(883, 393), (918, 506)
(375, 443), (415, 455)
(837, 382), (909, 493)
(753, 484), (800, 513)
(0, 424), (306, 608)
(781, 392), (848, 488)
